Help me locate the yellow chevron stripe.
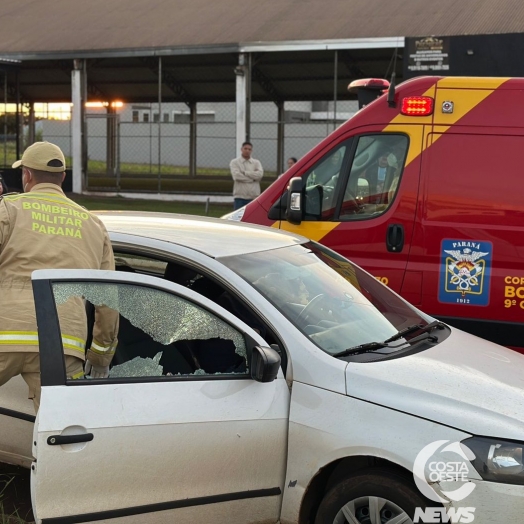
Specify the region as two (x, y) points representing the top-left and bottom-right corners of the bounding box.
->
(436, 77), (510, 89)
(381, 84), (436, 167)
(272, 220), (338, 239)
(431, 77), (509, 137)
(383, 78), (509, 166)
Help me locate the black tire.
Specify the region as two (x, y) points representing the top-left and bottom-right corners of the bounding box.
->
(314, 468), (429, 524)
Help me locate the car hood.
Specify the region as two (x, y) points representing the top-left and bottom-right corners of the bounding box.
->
(345, 328), (524, 440)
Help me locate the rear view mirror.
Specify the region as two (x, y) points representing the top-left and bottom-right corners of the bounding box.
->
(250, 346), (281, 383)
(286, 177), (304, 225)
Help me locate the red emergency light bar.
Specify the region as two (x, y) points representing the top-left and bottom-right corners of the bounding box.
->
(401, 96), (434, 116)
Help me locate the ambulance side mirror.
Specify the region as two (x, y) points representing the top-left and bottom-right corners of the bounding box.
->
(286, 177), (304, 225)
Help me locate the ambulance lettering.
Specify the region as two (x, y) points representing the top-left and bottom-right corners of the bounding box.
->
(503, 276), (524, 309)
(438, 239), (493, 306)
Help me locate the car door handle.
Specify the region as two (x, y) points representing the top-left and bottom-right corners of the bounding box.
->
(386, 223), (404, 253)
(47, 433), (94, 446)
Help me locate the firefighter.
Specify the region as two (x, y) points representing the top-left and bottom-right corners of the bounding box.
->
(0, 141), (119, 411)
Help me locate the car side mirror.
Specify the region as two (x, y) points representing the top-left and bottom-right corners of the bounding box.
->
(286, 177), (304, 225)
(250, 346), (281, 383)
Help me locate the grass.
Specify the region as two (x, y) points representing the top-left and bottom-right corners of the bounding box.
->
(84, 176), (275, 194)
(0, 469), (33, 524)
(69, 194), (233, 217)
(86, 160), (242, 177)
(86, 176), (234, 193)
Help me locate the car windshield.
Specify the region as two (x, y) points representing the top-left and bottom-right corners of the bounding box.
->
(220, 241), (430, 356)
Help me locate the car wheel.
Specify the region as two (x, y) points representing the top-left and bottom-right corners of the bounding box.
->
(314, 469), (428, 524)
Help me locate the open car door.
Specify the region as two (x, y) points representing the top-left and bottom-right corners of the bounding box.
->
(31, 269), (289, 524)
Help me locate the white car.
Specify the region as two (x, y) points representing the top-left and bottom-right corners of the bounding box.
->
(1, 211), (524, 524)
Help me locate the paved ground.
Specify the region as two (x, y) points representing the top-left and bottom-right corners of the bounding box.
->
(0, 464), (33, 523)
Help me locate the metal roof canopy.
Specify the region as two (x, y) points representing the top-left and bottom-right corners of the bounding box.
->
(0, 38), (403, 104)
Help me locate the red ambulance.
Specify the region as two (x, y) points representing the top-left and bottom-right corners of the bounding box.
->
(231, 76), (524, 351)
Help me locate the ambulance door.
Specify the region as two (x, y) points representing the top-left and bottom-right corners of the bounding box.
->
(410, 131), (524, 348)
(279, 128), (423, 294)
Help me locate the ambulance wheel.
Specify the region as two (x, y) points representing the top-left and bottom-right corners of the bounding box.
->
(314, 469), (427, 524)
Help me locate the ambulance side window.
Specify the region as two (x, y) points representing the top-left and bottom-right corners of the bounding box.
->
(339, 134), (408, 220)
(302, 141), (351, 221)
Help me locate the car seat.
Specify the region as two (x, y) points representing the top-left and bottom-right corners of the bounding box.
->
(164, 262), (198, 286)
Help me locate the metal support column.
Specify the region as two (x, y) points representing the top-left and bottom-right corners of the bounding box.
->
(157, 56), (162, 192)
(276, 101), (285, 177)
(106, 103), (117, 178)
(28, 103), (35, 145)
(246, 53), (252, 143)
(333, 50), (338, 131)
(235, 53), (247, 155)
(189, 102), (197, 178)
(72, 60), (84, 193)
(81, 60), (88, 177)
(3, 73), (7, 166)
(15, 71), (20, 160)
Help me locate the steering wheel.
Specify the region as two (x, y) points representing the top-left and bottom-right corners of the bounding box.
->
(340, 190), (363, 216)
(295, 293), (327, 327)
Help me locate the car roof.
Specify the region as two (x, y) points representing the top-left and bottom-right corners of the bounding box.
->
(96, 211), (308, 258)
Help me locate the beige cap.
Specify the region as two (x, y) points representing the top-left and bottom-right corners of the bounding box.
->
(12, 141), (66, 172)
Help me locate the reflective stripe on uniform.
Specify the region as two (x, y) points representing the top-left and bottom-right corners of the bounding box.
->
(62, 336), (86, 354)
(0, 331), (85, 355)
(90, 338), (115, 354)
(0, 332), (39, 345)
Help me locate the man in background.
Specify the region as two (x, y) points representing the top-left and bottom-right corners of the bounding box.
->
(230, 141), (264, 210)
(0, 141), (119, 411)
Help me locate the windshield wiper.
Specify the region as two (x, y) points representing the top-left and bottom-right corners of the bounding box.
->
(333, 320), (446, 358)
(384, 320), (446, 343)
(333, 340), (391, 357)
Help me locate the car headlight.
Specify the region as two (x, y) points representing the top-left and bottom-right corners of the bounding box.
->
(221, 206), (246, 221)
(463, 436), (524, 485)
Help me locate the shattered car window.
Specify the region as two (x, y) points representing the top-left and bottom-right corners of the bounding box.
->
(52, 281), (248, 379)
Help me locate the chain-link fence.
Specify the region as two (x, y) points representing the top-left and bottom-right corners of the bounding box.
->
(0, 92), (358, 195)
